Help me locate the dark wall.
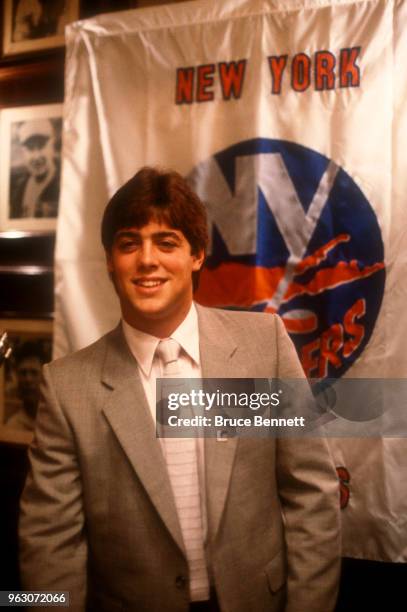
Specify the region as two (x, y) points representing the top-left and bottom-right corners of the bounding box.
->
(0, 444), (28, 590)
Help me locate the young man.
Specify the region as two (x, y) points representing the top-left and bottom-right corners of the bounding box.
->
(20, 167), (341, 612)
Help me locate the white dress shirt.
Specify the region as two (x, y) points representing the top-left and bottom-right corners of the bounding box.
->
(122, 303), (201, 424)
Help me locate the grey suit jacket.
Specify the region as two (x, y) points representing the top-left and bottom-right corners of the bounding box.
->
(19, 305), (341, 612)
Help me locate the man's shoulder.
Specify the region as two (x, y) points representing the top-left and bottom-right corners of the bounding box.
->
(6, 406), (34, 432)
(9, 167), (30, 216)
(196, 305), (301, 375)
(196, 303), (280, 332)
(11, 165), (30, 184)
(46, 325), (121, 379)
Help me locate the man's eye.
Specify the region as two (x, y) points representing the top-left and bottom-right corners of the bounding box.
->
(118, 240), (138, 250)
(159, 241), (176, 249)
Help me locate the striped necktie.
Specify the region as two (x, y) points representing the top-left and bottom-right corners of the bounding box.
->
(157, 339), (209, 602)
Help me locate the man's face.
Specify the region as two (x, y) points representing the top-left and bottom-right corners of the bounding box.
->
(107, 220), (204, 337)
(21, 133), (55, 179)
(16, 356), (43, 407)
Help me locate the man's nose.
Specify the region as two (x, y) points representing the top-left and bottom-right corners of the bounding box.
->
(137, 242), (158, 268)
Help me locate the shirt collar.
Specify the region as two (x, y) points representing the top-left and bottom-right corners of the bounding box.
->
(121, 303), (200, 377)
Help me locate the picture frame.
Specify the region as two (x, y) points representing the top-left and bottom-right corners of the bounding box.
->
(2, 0), (80, 57)
(0, 317), (52, 445)
(0, 103), (63, 233)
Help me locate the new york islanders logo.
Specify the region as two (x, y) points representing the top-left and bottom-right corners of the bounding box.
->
(188, 138), (385, 378)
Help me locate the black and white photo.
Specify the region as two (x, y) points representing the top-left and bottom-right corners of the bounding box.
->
(0, 104), (63, 232)
(9, 117), (62, 220)
(0, 319), (52, 439)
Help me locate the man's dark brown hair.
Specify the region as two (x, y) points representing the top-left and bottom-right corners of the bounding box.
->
(101, 166), (208, 256)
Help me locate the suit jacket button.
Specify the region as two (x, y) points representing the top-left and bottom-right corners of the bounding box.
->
(175, 575), (187, 589)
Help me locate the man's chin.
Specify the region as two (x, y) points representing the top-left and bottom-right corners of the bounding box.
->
(123, 301), (164, 321)
(33, 170), (49, 181)
(131, 305), (169, 321)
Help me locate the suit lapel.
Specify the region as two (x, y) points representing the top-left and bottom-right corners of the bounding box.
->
(196, 305), (241, 541)
(100, 326), (185, 555)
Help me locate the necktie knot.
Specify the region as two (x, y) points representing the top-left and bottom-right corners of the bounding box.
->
(157, 338), (181, 375)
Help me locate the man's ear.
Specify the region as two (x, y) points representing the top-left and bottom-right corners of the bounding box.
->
(105, 250), (114, 280)
(192, 249), (205, 271)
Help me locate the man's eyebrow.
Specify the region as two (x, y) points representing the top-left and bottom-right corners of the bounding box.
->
(114, 230), (140, 239)
(153, 231), (181, 241)
(114, 230), (182, 241)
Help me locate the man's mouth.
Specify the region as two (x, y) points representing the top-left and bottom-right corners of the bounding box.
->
(31, 160), (46, 170)
(133, 279), (166, 288)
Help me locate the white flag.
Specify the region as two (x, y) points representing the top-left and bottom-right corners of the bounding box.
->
(56, 0), (407, 561)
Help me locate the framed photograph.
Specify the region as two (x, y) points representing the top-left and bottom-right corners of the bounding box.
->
(0, 318), (52, 444)
(0, 103), (63, 233)
(2, 0), (80, 56)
